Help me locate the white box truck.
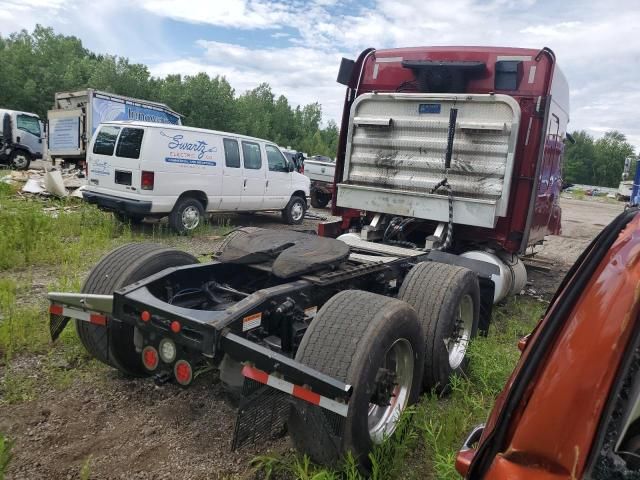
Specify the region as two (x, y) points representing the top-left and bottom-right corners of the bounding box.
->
(0, 109), (44, 170)
(83, 121), (310, 233)
(47, 89), (181, 166)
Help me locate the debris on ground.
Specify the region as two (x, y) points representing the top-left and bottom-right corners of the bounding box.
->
(304, 211), (328, 220)
(4, 165), (86, 199)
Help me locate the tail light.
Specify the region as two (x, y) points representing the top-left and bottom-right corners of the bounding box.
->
(174, 360), (193, 386)
(142, 346), (159, 370)
(141, 171), (154, 190)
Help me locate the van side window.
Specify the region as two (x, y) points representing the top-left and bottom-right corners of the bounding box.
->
(266, 145), (290, 172)
(242, 141), (262, 170)
(223, 138), (241, 168)
(115, 128), (144, 159)
(93, 126), (121, 156)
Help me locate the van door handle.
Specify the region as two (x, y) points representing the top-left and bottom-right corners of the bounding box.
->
(266, 180), (269, 188)
(243, 179), (247, 188)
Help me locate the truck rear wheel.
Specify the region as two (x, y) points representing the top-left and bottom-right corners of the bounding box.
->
(310, 189), (330, 208)
(398, 262), (480, 391)
(288, 290), (425, 467)
(77, 243), (198, 376)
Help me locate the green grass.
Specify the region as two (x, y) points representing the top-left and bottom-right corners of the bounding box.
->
(0, 433), (13, 480)
(0, 182), (549, 477)
(251, 297), (545, 479)
(0, 184), (231, 403)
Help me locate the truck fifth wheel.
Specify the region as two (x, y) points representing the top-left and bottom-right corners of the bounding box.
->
(48, 44), (569, 468)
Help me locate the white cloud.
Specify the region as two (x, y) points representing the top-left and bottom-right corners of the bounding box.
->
(140, 0), (294, 29)
(150, 42), (347, 125)
(1, 0), (640, 150)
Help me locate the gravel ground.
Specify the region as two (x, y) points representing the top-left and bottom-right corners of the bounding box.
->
(0, 196), (625, 479)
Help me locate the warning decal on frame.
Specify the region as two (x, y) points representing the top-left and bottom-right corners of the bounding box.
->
(242, 312), (262, 331)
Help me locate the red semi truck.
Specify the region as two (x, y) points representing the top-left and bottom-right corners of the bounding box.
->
(48, 46), (569, 468)
(322, 46), (568, 298)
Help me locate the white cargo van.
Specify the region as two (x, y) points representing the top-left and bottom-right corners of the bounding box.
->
(83, 121), (310, 233)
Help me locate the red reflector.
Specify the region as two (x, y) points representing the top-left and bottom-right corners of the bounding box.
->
(89, 314), (107, 326)
(49, 304), (63, 315)
(141, 171), (154, 190)
(142, 346), (159, 371)
(170, 320), (181, 333)
(174, 360), (193, 385)
(141, 310), (151, 322)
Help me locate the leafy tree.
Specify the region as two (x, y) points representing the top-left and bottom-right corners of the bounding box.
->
(593, 131), (635, 187)
(0, 25), (339, 157)
(564, 130), (596, 184)
(564, 130), (635, 187)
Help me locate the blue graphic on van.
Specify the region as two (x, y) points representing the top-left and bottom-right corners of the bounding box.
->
(165, 157), (217, 166)
(160, 131), (217, 160)
(91, 95), (181, 135)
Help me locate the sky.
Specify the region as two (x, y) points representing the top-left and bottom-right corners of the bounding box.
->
(1, 0), (639, 150)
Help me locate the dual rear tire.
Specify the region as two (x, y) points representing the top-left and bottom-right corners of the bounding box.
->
(76, 243), (198, 376)
(289, 262), (480, 466)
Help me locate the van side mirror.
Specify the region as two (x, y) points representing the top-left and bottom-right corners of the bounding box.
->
(288, 163), (294, 172)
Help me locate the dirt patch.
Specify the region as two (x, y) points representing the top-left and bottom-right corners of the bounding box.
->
(522, 198), (624, 299)
(1, 363), (289, 479)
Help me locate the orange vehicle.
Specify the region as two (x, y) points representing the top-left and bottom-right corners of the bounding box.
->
(456, 207), (640, 478)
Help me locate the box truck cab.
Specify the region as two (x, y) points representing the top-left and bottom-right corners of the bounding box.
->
(83, 121), (310, 233)
(0, 109), (43, 170)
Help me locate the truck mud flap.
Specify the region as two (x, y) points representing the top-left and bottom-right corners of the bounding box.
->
(231, 378), (346, 452)
(231, 377), (289, 450)
(49, 310), (70, 342)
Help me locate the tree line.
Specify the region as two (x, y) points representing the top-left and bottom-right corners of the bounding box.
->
(0, 26), (339, 157)
(564, 130), (635, 188)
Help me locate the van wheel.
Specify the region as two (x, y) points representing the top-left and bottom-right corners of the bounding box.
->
(282, 195), (306, 225)
(10, 150), (31, 170)
(169, 197), (205, 234)
(288, 290), (424, 468)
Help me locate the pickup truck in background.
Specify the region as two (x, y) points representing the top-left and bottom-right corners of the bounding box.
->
(304, 155), (335, 208)
(0, 108), (43, 170)
(47, 89), (182, 167)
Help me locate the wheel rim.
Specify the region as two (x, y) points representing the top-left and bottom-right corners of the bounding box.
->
(447, 294), (473, 370)
(368, 338), (414, 443)
(11, 153), (28, 169)
(291, 200), (304, 221)
(181, 206), (200, 230)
